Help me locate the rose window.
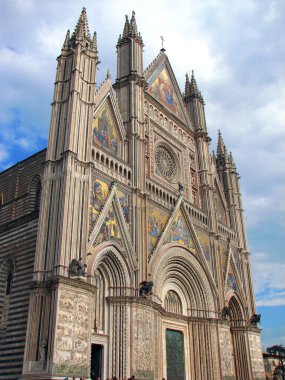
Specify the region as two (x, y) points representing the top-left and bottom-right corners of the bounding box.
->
(155, 146), (177, 181)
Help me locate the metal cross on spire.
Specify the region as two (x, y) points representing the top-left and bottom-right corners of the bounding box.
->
(160, 35), (166, 51)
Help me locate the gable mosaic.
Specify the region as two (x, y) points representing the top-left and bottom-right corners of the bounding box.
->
(94, 206), (122, 246)
(148, 63), (184, 120)
(164, 211), (196, 253)
(93, 100), (119, 156)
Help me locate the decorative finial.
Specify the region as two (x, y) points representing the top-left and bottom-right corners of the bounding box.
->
(106, 69), (111, 80)
(160, 36), (166, 52)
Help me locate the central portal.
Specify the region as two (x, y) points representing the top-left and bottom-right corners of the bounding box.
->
(166, 329), (185, 380)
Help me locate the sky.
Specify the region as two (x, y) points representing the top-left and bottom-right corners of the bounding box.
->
(0, 0), (284, 349)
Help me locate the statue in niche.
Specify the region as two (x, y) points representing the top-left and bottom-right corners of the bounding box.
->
(69, 257), (87, 277)
(39, 341), (47, 362)
(139, 281), (154, 297)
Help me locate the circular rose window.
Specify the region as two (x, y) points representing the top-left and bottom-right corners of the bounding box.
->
(155, 146), (177, 182)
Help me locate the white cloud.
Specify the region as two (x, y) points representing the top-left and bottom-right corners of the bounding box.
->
(252, 251), (285, 306)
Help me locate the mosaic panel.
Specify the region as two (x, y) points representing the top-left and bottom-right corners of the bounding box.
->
(147, 206), (169, 252)
(94, 206), (122, 246)
(90, 178), (109, 224)
(93, 101), (119, 156)
(196, 230), (211, 261)
(117, 190), (130, 225)
(227, 268), (237, 292)
(148, 63), (183, 120)
(164, 211), (196, 253)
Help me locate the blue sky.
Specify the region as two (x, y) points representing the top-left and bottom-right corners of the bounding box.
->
(0, 0), (284, 349)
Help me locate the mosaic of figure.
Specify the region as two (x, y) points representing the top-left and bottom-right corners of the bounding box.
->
(147, 207), (169, 252)
(117, 190), (130, 224)
(197, 231), (211, 261)
(90, 179), (109, 222)
(95, 207), (122, 246)
(93, 101), (119, 156)
(148, 64), (183, 120)
(165, 212), (196, 253)
(227, 270), (237, 291)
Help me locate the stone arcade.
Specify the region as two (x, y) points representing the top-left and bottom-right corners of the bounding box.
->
(0, 8), (265, 380)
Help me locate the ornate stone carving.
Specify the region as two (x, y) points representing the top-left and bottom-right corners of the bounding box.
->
(248, 333), (266, 379)
(133, 307), (155, 375)
(54, 287), (92, 377)
(218, 326), (234, 377)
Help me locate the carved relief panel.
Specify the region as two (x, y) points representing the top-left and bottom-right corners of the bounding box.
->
(133, 306), (156, 380)
(53, 285), (93, 377)
(218, 325), (235, 379)
(248, 332), (266, 379)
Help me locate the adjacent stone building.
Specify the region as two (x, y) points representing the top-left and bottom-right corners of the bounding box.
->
(0, 8), (265, 380)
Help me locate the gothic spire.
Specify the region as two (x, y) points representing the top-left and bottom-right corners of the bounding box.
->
(123, 15), (130, 38)
(62, 29), (70, 49)
(184, 70), (204, 103)
(217, 130), (227, 157)
(190, 70), (204, 103)
(185, 73), (191, 99)
(74, 7), (91, 40)
(130, 11), (138, 35)
(117, 11), (143, 46)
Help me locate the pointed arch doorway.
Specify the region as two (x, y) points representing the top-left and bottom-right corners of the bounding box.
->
(228, 296), (251, 380)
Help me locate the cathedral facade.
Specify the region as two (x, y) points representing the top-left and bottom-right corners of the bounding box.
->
(0, 8), (265, 380)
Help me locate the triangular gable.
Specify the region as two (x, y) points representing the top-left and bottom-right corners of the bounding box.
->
(88, 183), (136, 270)
(93, 79), (126, 158)
(148, 196), (201, 260)
(94, 205), (122, 246)
(223, 242), (245, 298)
(148, 198), (217, 295)
(164, 210), (197, 253)
(145, 53), (189, 125)
(225, 257), (246, 306)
